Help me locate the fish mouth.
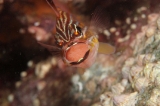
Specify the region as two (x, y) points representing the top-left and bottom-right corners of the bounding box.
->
(69, 49), (90, 65)
(64, 42), (90, 65)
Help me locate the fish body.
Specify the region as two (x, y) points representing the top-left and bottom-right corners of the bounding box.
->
(39, 0), (115, 68)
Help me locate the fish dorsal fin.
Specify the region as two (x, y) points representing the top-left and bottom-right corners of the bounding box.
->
(46, 0), (71, 16)
(46, 0), (60, 17)
(38, 42), (62, 56)
(89, 6), (110, 31)
(98, 42), (115, 55)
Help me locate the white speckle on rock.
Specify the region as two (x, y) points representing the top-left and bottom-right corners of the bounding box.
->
(141, 14), (146, 19)
(77, 82), (83, 92)
(51, 58), (57, 66)
(72, 74), (80, 85)
(34, 21), (40, 26)
(82, 70), (92, 81)
(15, 81), (21, 88)
(20, 71), (27, 78)
(110, 27), (116, 33)
(130, 24), (137, 29)
(27, 60), (34, 67)
(115, 31), (120, 36)
(103, 29), (110, 36)
(121, 79), (128, 87)
(35, 62), (51, 78)
(8, 94), (14, 102)
(37, 81), (46, 91)
(134, 17), (138, 22)
(126, 17), (131, 24)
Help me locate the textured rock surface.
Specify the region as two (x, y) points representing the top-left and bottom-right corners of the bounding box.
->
(1, 0), (160, 106)
(70, 10), (160, 106)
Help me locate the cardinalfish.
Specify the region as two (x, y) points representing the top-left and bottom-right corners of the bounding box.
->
(39, 0), (115, 68)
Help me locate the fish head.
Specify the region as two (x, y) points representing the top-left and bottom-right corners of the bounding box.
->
(62, 35), (99, 68)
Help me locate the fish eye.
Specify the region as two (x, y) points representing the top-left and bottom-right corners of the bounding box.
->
(70, 24), (82, 38)
(73, 26), (82, 37)
(76, 26), (82, 34)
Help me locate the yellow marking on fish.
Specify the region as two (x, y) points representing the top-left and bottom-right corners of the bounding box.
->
(90, 36), (98, 49)
(92, 37), (98, 43)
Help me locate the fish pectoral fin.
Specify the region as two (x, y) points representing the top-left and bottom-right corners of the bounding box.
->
(98, 42), (115, 55)
(89, 6), (110, 31)
(38, 42), (62, 56)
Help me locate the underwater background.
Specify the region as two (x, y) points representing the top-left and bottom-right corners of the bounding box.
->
(0, 0), (160, 106)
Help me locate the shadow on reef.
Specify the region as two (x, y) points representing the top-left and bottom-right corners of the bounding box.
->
(0, 2), (50, 88)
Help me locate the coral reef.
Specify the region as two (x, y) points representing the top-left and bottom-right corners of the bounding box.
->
(1, 0), (160, 106)
(70, 12), (160, 106)
(11, 58), (75, 106)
